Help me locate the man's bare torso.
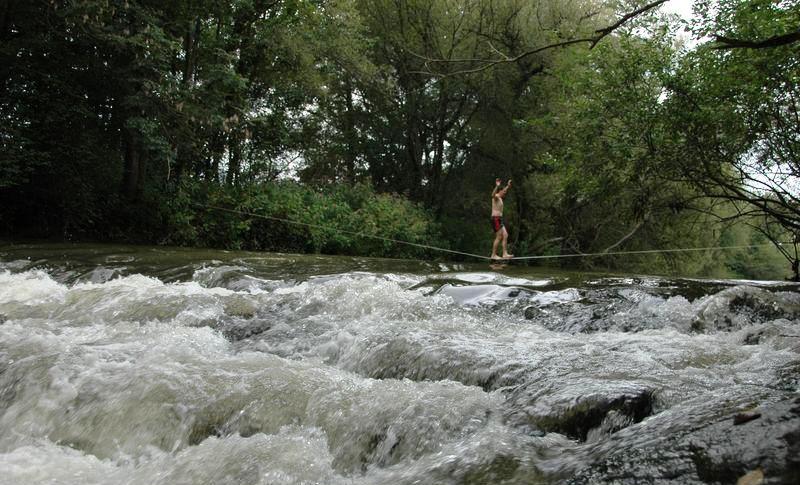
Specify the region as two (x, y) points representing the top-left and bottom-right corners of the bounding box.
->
(491, 195), (503, 217)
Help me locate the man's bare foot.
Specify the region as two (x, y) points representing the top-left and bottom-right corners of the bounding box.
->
(491, 254), (502, 260)
(502, 254), (514, 259)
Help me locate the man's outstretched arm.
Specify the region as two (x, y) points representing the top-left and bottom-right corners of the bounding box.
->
(492, 178), (501, 198)
(497, 179), (512, 198)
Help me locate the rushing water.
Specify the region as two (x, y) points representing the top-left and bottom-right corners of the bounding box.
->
(1, 243), (799, 484)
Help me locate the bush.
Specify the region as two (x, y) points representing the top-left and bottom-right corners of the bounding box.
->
(162, 181), (445, 259)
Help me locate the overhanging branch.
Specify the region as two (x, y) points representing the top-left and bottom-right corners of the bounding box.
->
(603, 219), (645, 253)
(590, 0), (670, 48)
(714, 28), (800, 49)
(410, 0), (671, 77)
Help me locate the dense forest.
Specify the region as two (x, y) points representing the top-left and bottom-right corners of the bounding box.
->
(1, 0), (798, 279)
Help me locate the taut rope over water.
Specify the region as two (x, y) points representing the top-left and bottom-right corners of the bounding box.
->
(195, 204), (490, 260)
(197, 204), (788, 262)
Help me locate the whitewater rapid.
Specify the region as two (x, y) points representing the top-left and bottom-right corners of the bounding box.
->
(1, 246), (798, 484)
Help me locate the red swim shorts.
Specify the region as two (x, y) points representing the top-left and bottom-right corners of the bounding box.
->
(491, 216), (504, 232)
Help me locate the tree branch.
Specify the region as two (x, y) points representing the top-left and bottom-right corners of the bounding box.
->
(603, 219), (645, 253)
(409, 0), (671, 77)
(590, 0), (670, 48)
(714, 28), (800, 50)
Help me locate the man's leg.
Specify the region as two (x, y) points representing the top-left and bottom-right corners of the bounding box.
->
(501, 227), (513, 258)
(492, 230), (502, 258)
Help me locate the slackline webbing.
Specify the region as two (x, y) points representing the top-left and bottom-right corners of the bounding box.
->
(197, 204), (790, 262)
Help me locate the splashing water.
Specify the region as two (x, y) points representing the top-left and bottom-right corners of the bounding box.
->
(1, 244), (799, 484)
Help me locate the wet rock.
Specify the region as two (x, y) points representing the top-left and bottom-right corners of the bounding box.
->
(525, 286), (701, 334)
(736, 468), (764, 485)
(733, 410), (761, 425)
(743, 330), (765, 345)
(567, 392), (800, 484)
(83, 266), (125, 284)
(776, 361), (800, 391)
(524, 294), (635, 334)
(729, 294), (787, 321)
(504, 380), (654, 442)
(0, 313), (6, 324)
(220, 318), (272, 341)
(668, 278), (731, 302)
(692, 286), (800, 333)
(523, 305), (545, 320)
(347, 335), (525, 391)
(461, 454), (520, 483)
(741, 324), (800, 350)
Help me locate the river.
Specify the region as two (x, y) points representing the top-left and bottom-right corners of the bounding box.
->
(1, 244), (798, 484)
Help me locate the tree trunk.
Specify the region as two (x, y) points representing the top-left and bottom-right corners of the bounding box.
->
(226, 134), (242, 186)
(405, 127), (424, 198)
(122, 126), (143, 199)
(170, 17), (201, 182)
(182, 17), (201, 86)
(344, 78), (357, 184)
(207, 132), (224, 182)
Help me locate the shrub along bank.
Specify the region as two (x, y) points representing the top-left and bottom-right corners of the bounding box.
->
(161, 182), (445, 259)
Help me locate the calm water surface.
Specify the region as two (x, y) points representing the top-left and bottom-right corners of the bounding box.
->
(1, 244), (798, 484)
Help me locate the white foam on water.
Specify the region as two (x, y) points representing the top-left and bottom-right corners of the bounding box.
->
(0, 281), (512, 478)
(1, 265), (799, 484)
(1, 442), (117, 485)
(0, 270), (67, 306)
(348, 418), (571, 484)
(428, 272), (554, 287)
(0, 259), (34, 272)
(437, 284), (523, 306)
(0, 429), (341, 485)
(529, 288), (582, 306)
(0, 270), (241, 326)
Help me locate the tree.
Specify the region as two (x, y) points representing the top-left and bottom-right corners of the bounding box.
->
(522, 24), (723, 269)
(662, 0), (800, 277)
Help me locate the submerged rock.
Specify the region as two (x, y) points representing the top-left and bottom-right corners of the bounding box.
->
(219, 317), (272, 341)
(504, 380), (654, 442)
(567, 393), (800, 484)
(691, 286), (800, 333)
(776, 361), (800, 392)
(733, 410), (762, 425)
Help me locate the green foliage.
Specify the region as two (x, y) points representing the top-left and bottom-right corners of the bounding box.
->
(648, 0), (800, 277)
(163, 181), (443, 258)
(1, 0), (796, 279)
(522, 28), (700, 268)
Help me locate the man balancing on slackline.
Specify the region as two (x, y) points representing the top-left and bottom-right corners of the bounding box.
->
(490, 178), (513, 260)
